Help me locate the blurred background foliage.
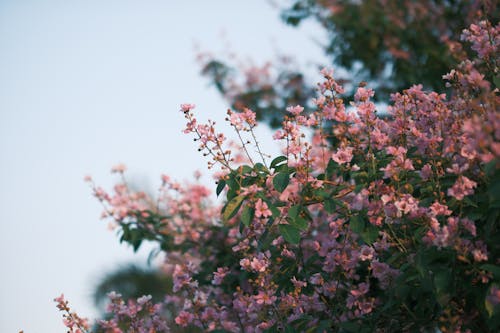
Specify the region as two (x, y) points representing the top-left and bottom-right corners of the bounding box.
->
(200, 0), (498, 126)
(93, 264), (172, 313)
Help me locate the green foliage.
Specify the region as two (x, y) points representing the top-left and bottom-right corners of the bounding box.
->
(222, 194), (246, 222)
(93, 265), (172, 312)
(279, 224), (301, 244)
(281, 0), (499, 98)
(273, 172), (290, 192)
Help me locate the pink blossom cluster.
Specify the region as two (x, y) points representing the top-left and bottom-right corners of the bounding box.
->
(98, 292), (169, 333)
(54, 294), (90, 333)
(171, 21), (497, 331)
(161, 23), (497, 327)
(461, 20), (500, 59)
(57, 19), (500, 333)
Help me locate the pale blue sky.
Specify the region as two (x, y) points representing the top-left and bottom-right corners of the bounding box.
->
(0, 1), (327, 331)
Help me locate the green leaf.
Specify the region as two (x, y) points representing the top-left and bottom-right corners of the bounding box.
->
(290, 315), (314, 330)
(349, 215), (365, 234)
(486, 297), (495, 317)
(289, 216), (308, 230)
(313, 189), (329, 199)
(216, 179), (226, 197)
(485, 159), (497, 175)
(273, 172), (290, 192)
(304, 206), (314, 219)
(241, 176), (258, 187)
(127, 228), (143, 252)
(338, 321), (361, 332)
(287, 205), (301, 219)
(226, 175), (240, 193)
(254, 162), (268, 173)
(287, 204), (308, 230)
(463, 196), (478, 208)
(494, 75), (500, 89)
(226, 189), (237, 201)
(324, 199), (336, 213)
(240, 205), (254, 226)
(326, 158), (336, 178)
(269, 202), (281, 218)
(263, 324), (279, 333)
(354, 184), (364, 193)
(279, 224), (301, 244)
(434, 269), (451, 305)
(270, 156), (288, 169)
(481, 264), (500, 279)
(222, 194), (246, 222)
(238, 165), (253, 174)
(361, 224), (379, 244)
(488, 172), (500, 208)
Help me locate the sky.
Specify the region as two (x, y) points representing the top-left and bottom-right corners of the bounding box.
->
(0, 0), (328, 331)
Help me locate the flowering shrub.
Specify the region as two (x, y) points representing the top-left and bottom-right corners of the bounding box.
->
(56, 20), (499, 332)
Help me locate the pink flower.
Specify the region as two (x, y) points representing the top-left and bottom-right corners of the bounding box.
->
(137, 295), (151, 305)
(254, 199), (272, 218)
(254, 291), (277, 305)
(172, 264), (198, 292)
(310, 273), (324, 285)
(320, 67), (334, 77)
(229, 112), (244, 130)
(161, 174), (170, 184)
(242, 108), (257, 126)
(111, 163), (126, 173)
(359, 245), (374, 261)
(54, 294), (67, 311)
(354, 87), (375, 102)
(461, 218), (477, 236)
(286, 105), (304, 116)
(180, 103), (195, 112)
(472, 248), (488, 262)
(331, 147), (353, 164)
(291, 276), (307, 289)
(386, 146), (407, 157)
(250, 256), (269, 272)
(350, 282), (369, 297)
(273, 129), (285, 140)
(487, 286), (500, 306)
(394, 194), (419, 216)
(312, 95), (326, 106)
(429, 201), (452, 217)
(212, 267), (229, 285)
(447, 176), (477, 200)
(175, 311), (194, 326)
(419, 164), (433, 180)
(461, 21), (499, 59)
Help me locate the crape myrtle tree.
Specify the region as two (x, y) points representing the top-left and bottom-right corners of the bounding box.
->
(88, 1), (499, 307)
(55, 19), (500, 332)
(200, 0), (498, 126)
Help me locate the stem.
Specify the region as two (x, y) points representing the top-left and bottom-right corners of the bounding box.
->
(250, 126), (268, 167)
(235, 127), (255, 165)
